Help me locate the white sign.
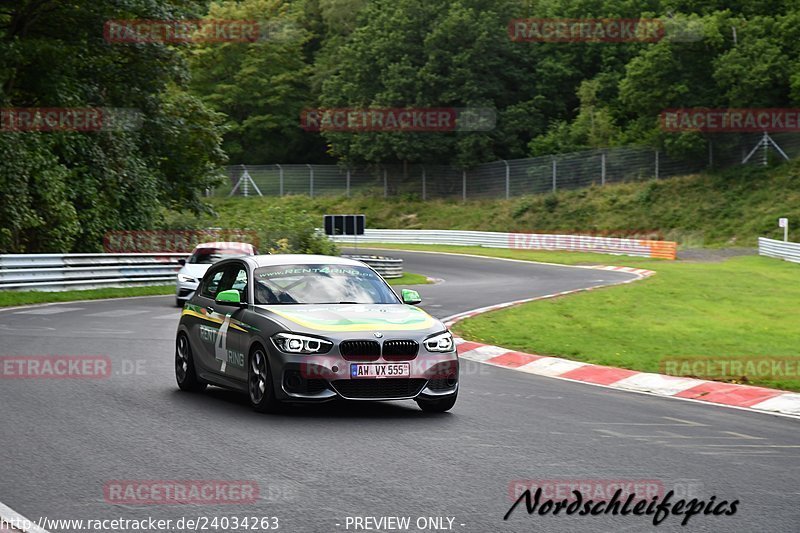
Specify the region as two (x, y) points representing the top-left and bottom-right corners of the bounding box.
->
(778, 217), (788, 228)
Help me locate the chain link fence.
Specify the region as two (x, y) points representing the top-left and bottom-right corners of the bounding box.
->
(217, 133), (800, 199)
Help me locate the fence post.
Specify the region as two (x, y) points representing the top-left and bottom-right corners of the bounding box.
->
(422, 167), (427, 201)
(551, 157), (557, 193)
(502, 160), (510, 200)
(462, 170), (467, 202)
(383, 168), (388, 198)
(276, 164), (284, 196)
(655, 150), (660, 179)
(307, 164), (314, 198)
(243, 165), (249, 197)
(601, 152), (606, 186)
(346, 168), (351, 198)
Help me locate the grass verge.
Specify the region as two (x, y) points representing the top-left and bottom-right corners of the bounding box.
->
(371, 244), (800, 392)
(387, 272), (431, 286)
(0, 285), (174, 308)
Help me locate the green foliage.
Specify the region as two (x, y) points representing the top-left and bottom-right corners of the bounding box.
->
(188, 0), (320, 164)
(0, 0), (226, 252)
(317, 0), (538, 166)
(0, 134), (79, 253)
(161, 200), (338, 255)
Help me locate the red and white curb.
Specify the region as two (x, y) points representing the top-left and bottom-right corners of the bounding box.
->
(446, 265), (800, 419)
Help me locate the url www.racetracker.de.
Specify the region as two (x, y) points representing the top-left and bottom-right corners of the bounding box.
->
(0, 516), (280, 531)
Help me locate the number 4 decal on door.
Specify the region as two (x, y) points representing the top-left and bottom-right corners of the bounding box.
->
(215, 313), (232, 373)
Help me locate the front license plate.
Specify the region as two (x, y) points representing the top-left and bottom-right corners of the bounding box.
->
(351, 363), (410, 378)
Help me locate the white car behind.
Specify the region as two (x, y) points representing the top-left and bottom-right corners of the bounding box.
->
(175, 241), (256, 306)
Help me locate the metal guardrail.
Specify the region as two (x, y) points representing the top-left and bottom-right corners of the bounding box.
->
(758, 237), (800, 264)
(0, 253), (184, 291)
(0, 252), (404, 291)
(331, 229), (678, 260)
(343, 255), (404, 279)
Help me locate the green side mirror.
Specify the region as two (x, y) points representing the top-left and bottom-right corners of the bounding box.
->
(401, 289), (422, 305)
(215, 289), (242, 305)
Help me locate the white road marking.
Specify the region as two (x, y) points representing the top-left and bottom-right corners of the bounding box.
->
(83, 309), (149, 318)
(583, 417), (709, 427)
(0, 501), (50, 533)
(14, 307), (82, 315)
(152, 313), (180, 320)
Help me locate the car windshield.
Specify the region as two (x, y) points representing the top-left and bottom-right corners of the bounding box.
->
(253, 264), (399, 305)
(188, 248), (244, 265)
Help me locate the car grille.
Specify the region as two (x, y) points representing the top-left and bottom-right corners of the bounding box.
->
(331, 378), (427, 399)
(382, 340), (419, 361)
(339, 340), (381, 361)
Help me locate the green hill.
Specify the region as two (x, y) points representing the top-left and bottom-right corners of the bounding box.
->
(170, 161), (800, 248)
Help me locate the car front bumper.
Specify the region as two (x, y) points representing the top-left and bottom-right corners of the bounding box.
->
(176, 280), (200, 303)
(268, 349), (459, 402)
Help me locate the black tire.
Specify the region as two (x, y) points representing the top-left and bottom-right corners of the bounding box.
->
(416, 391), (457, 413)
(175, 333), (207, 392)
(176, 299), (184, 308)
(248, 345), (283, 413)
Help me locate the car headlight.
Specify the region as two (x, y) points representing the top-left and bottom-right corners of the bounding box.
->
(272, 333), (333, 354)
(177, 274), (196, 283)
(424, 331), (455, 353)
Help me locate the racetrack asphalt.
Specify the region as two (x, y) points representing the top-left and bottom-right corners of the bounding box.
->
(0, 249), (797, 533)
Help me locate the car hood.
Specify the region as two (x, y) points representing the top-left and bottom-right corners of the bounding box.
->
(253, 303), (442, 334)
(179, 264), (211, 279)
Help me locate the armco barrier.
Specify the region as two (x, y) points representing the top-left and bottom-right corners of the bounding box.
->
(331, 229), (677, 260)
(758, 237), (800, 264)
(344, 255), (403, 279)
(0, 252), (405, 291)
(0, 253), (184, 291)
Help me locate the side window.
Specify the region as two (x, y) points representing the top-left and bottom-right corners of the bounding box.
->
(200, 268), (226, 299)
(231, 267), (248, 300)
(215, 264), (249, 303)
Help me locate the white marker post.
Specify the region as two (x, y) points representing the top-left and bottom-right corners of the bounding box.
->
(778, 217), (789, 242)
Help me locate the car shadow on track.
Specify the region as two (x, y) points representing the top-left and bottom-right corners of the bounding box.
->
(172, 387), (456, 420)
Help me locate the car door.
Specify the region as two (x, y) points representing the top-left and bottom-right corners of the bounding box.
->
(213, 262), (250, 383)
(189, 264), (229, 375)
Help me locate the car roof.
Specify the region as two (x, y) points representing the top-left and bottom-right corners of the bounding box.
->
(248, 254), (367, 268)
(191, 241), (255, 253)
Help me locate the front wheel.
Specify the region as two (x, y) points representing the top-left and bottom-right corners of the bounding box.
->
(175, 333), (207, 392)
(416, 391), (457, 413)
(248, 346), (282, 413)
